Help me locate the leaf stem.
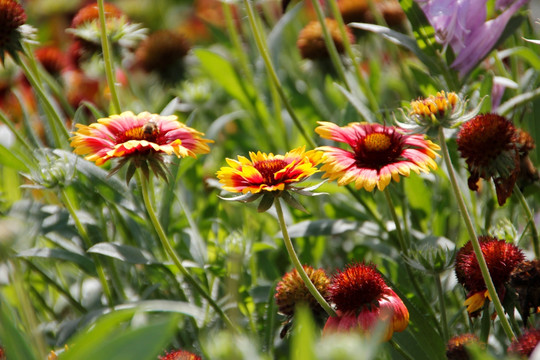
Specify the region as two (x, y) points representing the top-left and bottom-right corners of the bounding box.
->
(438, 126), (515, 341)
(138, 172), (238, 332)
(434, 273), (449, 342)
(274, 198), (337, 317)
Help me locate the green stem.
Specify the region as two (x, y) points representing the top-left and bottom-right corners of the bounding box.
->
(434, 273), (449, 342)
(382, 187), (439, 329)
(242, 0), (316, 148)
(438, 127), (515, 341)
(138, 172), (238, 332)
(274, 198), (337, 317)
(308, 0), (350, 88)
(97, 0), (121, 114)
(383, 188), (407, 253)
(326, 0), (381, 119)
(513, 185), (539, 258)
(16, 56), (69, 147)
(389, 339), (415, 360)
(60, 189), (115, 307)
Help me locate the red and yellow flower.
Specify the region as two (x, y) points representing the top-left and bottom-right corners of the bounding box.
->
(508, 328), (540, 358)
(323, 263), (409, 341)
(217, 147), (322, 195)
(455, 236), (524, 314)
(316, 121), (439, 191)
(71, 111), (212, 182)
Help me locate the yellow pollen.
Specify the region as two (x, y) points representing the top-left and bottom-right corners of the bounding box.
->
(124, 127), (145, 140)
(364, 133), (391, 152)
(410, 91), (458, 118)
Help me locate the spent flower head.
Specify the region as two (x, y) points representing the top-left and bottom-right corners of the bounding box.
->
(0, 0), (27, 64)
(70, 111), (212, 184)
(457, 113), (520, 205)
(316, 121), (439, 191)
(445, 333), (481, 360)
(216, 146), (324, 212)
(323, 263), (409, 341)
(134, 29), (190, 85)
(275, 265), (331, 317)
(455, 235), (524, 314)
(297, 18), (355, 60)
(396, 91), (481, 135)
(510, 259), (540, 325)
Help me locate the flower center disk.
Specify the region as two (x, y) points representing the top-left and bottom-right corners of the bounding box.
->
(364, 133), (391, 152)
(254, 159), (288, 185)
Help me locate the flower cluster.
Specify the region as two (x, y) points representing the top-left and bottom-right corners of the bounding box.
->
(159, 349), (202, 360)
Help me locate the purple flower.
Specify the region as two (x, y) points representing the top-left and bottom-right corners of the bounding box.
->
(416, 0), (530, 77)
(416, 0), (486, 53)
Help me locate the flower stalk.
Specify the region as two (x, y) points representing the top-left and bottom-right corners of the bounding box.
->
(138, 172), (238, 332)
(59, 189), (115, 307)
(97, 0), (121, 114)
(513, 185), (539, 258)
(241, 0), (315, 149)
(274, 197), (337, 317)
(438, 126), (515, 341)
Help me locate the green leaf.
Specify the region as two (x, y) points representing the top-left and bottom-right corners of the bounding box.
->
(282, 192), (307, 213)
(0, 144), (29, 171)
(497, 86), (540, 116)
(291, 306), (316, 360)
(349, 23), (445, 77)
(17, 247), (96, 275)
(87, 242), (157, 265)
(60, 309), (178, 360)
(0, 297), (40, 360)
(283, 219), (359, 238)
(258, 193), (275, 213)
(498, 46), (540, 70)
(193, 49), (251, 109)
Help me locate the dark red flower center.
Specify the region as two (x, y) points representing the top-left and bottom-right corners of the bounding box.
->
(254, 159), (288, 185)
(353, 130), (403, 170)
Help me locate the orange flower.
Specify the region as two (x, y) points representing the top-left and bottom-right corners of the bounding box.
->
(71, 111), (212, 183)
(316, 121), (439, 191)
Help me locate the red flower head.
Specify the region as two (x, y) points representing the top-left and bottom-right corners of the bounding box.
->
(510, 259), (540, 325)
(446, 333), (481, 360)
(70, 111), (212, 183)
(508, 328), (540, 358)
(0, 0), (27, 64)
(455, 236), (524, 314)
(457, 113), (520, 205)
(159, 349), (202, 360)
(338, 0), (405, 27)
(323, 263), (408, 341)
(316, 121), (439, 191)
